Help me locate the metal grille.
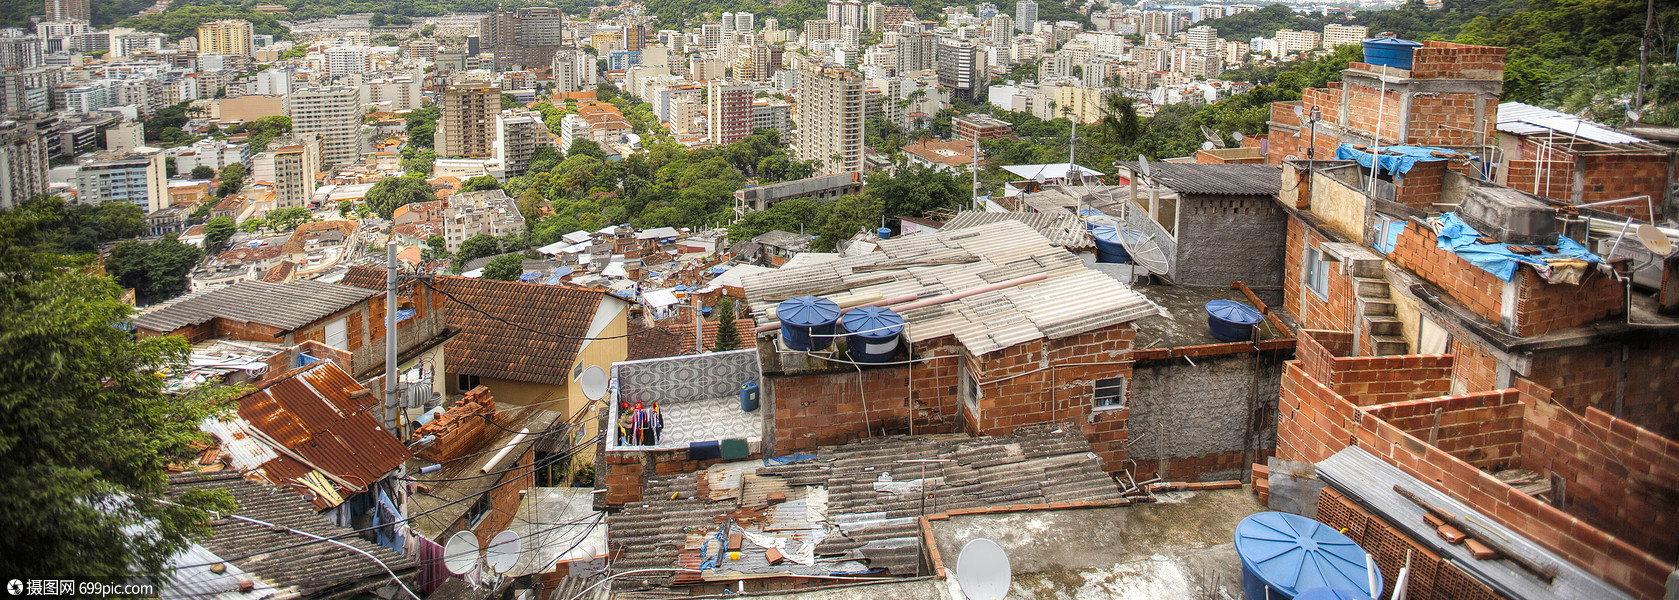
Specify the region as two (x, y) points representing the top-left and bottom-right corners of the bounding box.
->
(1315, 487), (1506, 600)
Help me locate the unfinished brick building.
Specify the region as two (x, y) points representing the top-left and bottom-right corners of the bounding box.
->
(1496, 101), (1678, 222)
(1277, 329), (1678, 599)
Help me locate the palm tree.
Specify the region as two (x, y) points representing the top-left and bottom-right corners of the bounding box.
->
(1098, 92), (1140, 147)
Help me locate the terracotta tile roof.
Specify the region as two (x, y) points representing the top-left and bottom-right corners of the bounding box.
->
(340, 266), (610, 385)
(258, 260), (298, 282)
(283, 220), (357, 255)
(204, 361), (412, 509)
(216, 245), (283, 264)
(625, 317), (755, 359)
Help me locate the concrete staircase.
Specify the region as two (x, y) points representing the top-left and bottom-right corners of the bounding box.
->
(1347, 256), (1409, 356)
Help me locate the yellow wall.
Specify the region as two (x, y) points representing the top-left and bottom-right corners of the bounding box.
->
(1308, 170), (1369, 241)
(566, 302), (629, 441)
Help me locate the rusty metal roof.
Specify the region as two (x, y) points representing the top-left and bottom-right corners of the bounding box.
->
(206, 361), (412, 509)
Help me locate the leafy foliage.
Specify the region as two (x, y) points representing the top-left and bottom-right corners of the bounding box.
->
(481, 254), (525, 281)
(365, 176), (435, 219)
(460, 175), (502, 193)
(456, 234), (503, 266)
(203, 217), (236, 250)
(217, 163), (247, 198)
(120, 5), (292, 41)
(266, 207), (313, 232)
(0, 196), (144, 254)
(190, 166), (216, 179)
(105, 237), (205, 305)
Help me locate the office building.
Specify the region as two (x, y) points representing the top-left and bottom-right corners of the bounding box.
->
(250, 135), (321, 209)
(708, 79), (753, 146)
(285, 86), (362, 168)
(45, 0), (89, 23)
(197, 20), (253, 57)
(796, 64), (863, 175)
(438, 82), (498, 159)
(1015, 0), (1037, 32)
(936, 38), (987, 104)
(0, 121), (49, 209)
(496, 111), (544, 176)
(75, 147), (167, 212)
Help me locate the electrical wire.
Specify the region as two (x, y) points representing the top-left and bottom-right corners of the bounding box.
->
(418, 279), (665, 341)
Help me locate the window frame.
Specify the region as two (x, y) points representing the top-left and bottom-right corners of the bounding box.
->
(1303, 244), (1330, 300)
(1092, 376), (1127, 411)
(457, 373), (481, 392)
(959, 359), (980, 414)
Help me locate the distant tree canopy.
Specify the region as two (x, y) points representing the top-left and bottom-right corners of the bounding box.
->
(365, 176), (436, 219)
(0, 196), (143, 254)
(481, 254), (525, 281)
(105, 237), (205, 305)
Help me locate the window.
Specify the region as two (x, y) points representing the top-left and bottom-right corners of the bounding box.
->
(960, 360), (980, 413)
(323, 317), (348, 349)
(1303, 245), (1330, 300)
(457, 374), (481, 392)
(1419, 316), (1450, 355)
(465, 492), (491, 528)
(1093, 377), (1127, 410)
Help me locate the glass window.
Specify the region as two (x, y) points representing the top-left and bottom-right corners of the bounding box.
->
(1304, 245), (1330, 300)
(1093, 377), (1127, 410)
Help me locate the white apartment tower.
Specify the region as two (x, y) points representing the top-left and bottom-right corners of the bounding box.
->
(1015, 0), (1037, 32)
(286, 86), (363, 169)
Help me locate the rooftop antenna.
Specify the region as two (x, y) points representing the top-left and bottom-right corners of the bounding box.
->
(486, 530), (523, 574)
(956, 538), (1012, 600)
(444, 531), (481, 576)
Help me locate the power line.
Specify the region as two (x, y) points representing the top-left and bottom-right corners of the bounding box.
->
(418, 279), (662, 341)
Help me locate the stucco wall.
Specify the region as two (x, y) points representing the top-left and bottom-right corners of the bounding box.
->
(1127, 351), (1285, 481)
(1173, 195), (1288, 290)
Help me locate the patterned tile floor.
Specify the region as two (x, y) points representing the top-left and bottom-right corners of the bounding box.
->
(622, 395), (762, 450)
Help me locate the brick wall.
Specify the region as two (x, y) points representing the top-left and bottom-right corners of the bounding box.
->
(1505, 159), (1574, 199)
(599, 445), (765, 505)
(468, 449), (534, 547)
(1277, 340), (1675, 598)
(1283, 218), (1359, 333)
(1294, 329), (1453, 405)
(1446, 335), (1500, 395)
(1386, 219), (1506, 325)
(1408, 41), (1506, 80)
(1575, 153), (1671, 222)
(1342, 81), (1405, 144)
(1405, 95), (1497, 147)
(1522, 386), (1679, 564)
(971, 324), (1136, 472)
(414, 386), (497, 462)
(1513, 267), (1623, 337)
(768, 341), (964, 455)
(1391, 160), (1445, 211)
(1363, 390), (1523, 470)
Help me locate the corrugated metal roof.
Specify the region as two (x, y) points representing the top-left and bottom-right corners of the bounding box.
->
(204, 361), (412, 509)
(1496, 102), (1646, 145)
(741, 220), (1160, 356)
(135, 279), (380, 333)
(941, 210), (1093, 248)
(1115, 162), (1283, 196)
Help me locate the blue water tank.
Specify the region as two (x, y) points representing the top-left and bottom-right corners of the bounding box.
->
(739, 381), (760, 412)
(877, 227), (892, 240)
(1091, 226), (1133, 263)
(1206, 299), (1263, 343)
(1362, 38), (1424, 71)
(840, 306), (906, 364)
(777, 295), (841, 351)
(1296, 588), (1376, 600)
(1235, 512), (1382, 600)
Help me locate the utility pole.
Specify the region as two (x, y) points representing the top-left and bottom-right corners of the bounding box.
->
(1634, 0), (1654, 113)
(694, 295), (703, 353)
(971, 134), (980, 210)
(384, 241), (401, 438)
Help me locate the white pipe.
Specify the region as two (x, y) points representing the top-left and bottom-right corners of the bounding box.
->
(481, 428), (531, 473)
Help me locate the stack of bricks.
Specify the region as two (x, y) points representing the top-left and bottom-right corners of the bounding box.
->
(1512, 267), (1624, 336)
(413, 385), (497, 462)
(1252, 463), (1270, 505)
(1408, 40), (1507, 81)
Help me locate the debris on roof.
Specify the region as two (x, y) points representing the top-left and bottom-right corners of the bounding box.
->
(1115, 161), (1284, 195)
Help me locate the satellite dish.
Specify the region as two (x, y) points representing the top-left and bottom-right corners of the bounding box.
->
(566, 542), (601, 562)
(486, 530), (523, 574)
(1285, 154), (1299, 161)
(444, 531), (481, 576)
(580, 365), (609, 400)
(956, 538), (1012, 600)
(1626, 109), (1642, 123)
(1293, 105), (1304, 118)
(1233, 131), (1244, 142)
(1136, 154), (1151, 178)
(1636, 223), (1673, 256)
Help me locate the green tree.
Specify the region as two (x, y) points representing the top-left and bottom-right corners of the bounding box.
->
(481, 254), (524, 281)
(713, 297), (741, 351)
(426, 235), (449, 259)
(816, 193), (883, 251)
(104, 237), (204, 305)
(365, 176), (435, 219)
(0, 210), (238, 579)
(337, 200), (353, 218)
(566, 139), (607, 161)
(528, 145), (564, 174)
(238, 219), (267, 232)
(217, 163), (247, 198)
(456, 233), (502, 265)
(459, 175), (502, 193)
(501, 93), (519, 110)
(203, 216), (236, 249)
(267, 207), (312, 232)
(405, 106), (440, 149)
(190, 165), (216, 179)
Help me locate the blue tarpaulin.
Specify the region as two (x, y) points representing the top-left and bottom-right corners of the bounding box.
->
(1336, 144), (1478, 176)
(1433, 213), (1602, 281)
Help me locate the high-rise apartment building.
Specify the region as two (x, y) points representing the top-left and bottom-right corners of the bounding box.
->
(286, 86), (362, 168)
(988, 15), (1015, 46)
(0, 34), (42, 69)
(552, 49), (592, 93)
(438, 82), (498, 159)
(803, 19), (843, 42)
(1186, 25), (1219, 55)
(1196, 5), (1227, 21)
(1322, 24), (1368, 50)
(325, 45), (368, 77)
(895, 29), (935, 73)
(250, 135), (321, 209)
(497, 110), (544, 176)
(1142, 11), (1177, 36)
(826, 0), (864, 28)
(796, 64), (863, 175)
(0, 121), (48, 209)
(75, 147), (167, 212)
(1015, 0), (1037, 32)
(708, 80), (753, 146)
(197, 20), (253, 57)
(45, 0), (89, 23)
(515, 7), (565, 46)
(1275, 29), (1322, 54)
(936, 38), (987, 104)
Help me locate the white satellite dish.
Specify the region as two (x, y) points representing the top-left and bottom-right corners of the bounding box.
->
(956, 538), (1012, 600)
(1201, 141), (1215, 151)
(444, 531), (481, 576)
(1636, 223), (1673, 256)
(1285, 155), (1299, 161)
(486, 530), (523, 574)
(1233, 131), (1244, 142)
(1136, 154), (1151, 178)
(1086, 215), (1120, 229)
(580, 365), (609, 400)
(1293, 105), (1304, 118)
